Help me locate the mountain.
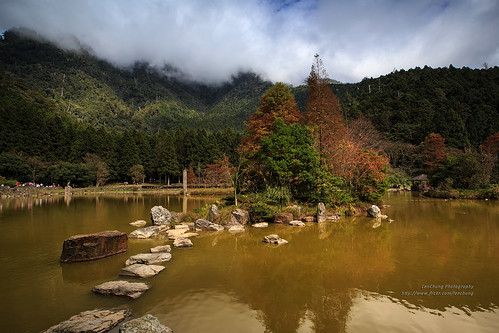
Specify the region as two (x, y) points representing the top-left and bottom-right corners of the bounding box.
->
(0, 28), (272, 132)
(1, 28), (498, 148)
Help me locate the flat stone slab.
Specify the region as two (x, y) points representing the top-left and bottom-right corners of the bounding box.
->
(228, 224), (245, 233)
(289, 220), (305, 227)
(263, 234), (288, 245)
(173, 237), (193, 248)
(252, 222), (268, 228)
(150, 245), (171, 253)
(175, 224), (190, 230)
(301, 216), (316, 222)
(60, 230), (127, 263)
(129, 226), (167, 239)
(92, 281), (150, 299)
(44, 307), (131, 333)
(125, 253), (171, 266)
(129, 220), (147, 227)
(119, 314), (173, 333)
(195, 219), (224, 231)
(119, 264), (165, 278)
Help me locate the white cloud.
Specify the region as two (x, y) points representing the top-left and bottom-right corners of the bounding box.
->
(0, 0), (498, 84)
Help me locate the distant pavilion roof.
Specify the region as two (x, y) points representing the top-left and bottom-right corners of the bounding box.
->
(410, 174), (428, 182)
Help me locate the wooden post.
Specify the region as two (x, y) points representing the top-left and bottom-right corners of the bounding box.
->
(182, 168), (188, 195)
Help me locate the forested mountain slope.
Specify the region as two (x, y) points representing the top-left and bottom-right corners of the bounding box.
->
(0, 28), (271, 132)
(1, 28), (498, 148)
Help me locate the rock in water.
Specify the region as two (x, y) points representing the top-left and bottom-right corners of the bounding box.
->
(125, 253), (172, 266)
(60, 231), (127, 263)
(289, 220), (305, 227)
(302, 216), (316, 222)
(92, 281), (150, 299)
(44, 307), (130, 333)
(150, 206), (172, 226)
(274, 212), (293, 224)
(129, 220), (147, 227)
(119, 264), (165, 278)
(195, 219), (224, 231)
(119, 314), (173, 333)
(252, 222), (268, 228)
(367, 205), (381, 218)
(317, 202), (326, 223)
(228, 224), (245, 233)
(150, 245), (171, 253)
(227, 209), (250, 225)
(173, 237), (193, 248)
(129, 226), (166, 239)
(262, 234), (288, 245)
(207, 204), (220, 221)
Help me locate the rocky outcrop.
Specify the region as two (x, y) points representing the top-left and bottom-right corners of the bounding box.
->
(92, 281), (150, 299)
(289, 220), (305, 227)
(150, 206), (172, 226)
(195, 219), (224, 231)
(317, 202), (326, 223)
(44, 307), (131, 333)
(173, 237), (193, 248)
(326, 214), (340, 221)
(125, 253), (172, 266)
(207, 204), (220, 221)
(119, 314), (173, 333)
(129, 226), (166, 239)
(129, 220), (147, 228)
(263, 234), (288, 245)
(367, 205), (381, 218)
(252, 222), (268, 228)
(274, 212), (293, 224)
(60, 231), (127, 263)
(119, 264), (164, 278)
(150, 245), (171, 253)
(227, 209), (250, 226)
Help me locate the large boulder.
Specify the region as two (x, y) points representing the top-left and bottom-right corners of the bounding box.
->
(129, 226), (166, 239)
(367, 205), (381, 218)
(207, 204), (220, 221)
(92, 281), (150, 299)
(262, 234), (288, 245)
(195, 219), (224, 231)
(60, 231), (127, 263)
(317, 202), (326, 223)
(150, 206), (172, 226)
(227, 209), (250, 225)
(44, 307), (131, 333)
(119, 314), (173, 333)
(274, 212), (293, 224)
(119, 264), (165, 278)
(125, 253), (172, 266)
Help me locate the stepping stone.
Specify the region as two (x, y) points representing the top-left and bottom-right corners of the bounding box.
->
(173, 237), (193, 248)
(263, 234), (288, 245)
(289, 220), (305, 227)
(125, 253), (171, 266)
(150, 245), (171, 253)
(195, 219), (224, 231)
(252, 222), (268, 228)
(228, 224), (245, 233)
(92, 281), (150, 299)
(119, 264), (164, 278)
(44, 307), (130, 333)
(129, 226), (167, 239)
(129, 220), (147, 227)
(119, 314), (173, 333)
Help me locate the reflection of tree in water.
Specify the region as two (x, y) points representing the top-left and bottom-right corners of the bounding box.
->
(228, 220), (395, 332)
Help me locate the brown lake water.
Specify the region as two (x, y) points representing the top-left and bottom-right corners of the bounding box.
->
(0, 192), (498, 332)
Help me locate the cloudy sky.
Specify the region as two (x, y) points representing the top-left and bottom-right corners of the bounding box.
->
(1, 0), (498, 85)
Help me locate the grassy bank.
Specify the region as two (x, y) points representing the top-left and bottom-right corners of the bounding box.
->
(424, 185), (499, 200)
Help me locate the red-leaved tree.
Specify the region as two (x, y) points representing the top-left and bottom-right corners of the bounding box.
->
(424, 133), (448, 173)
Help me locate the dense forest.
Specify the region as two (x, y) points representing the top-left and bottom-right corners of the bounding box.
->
(1, 28), (498, 197)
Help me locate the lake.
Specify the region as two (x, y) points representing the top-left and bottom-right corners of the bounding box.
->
(0, 192), (498, 332)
